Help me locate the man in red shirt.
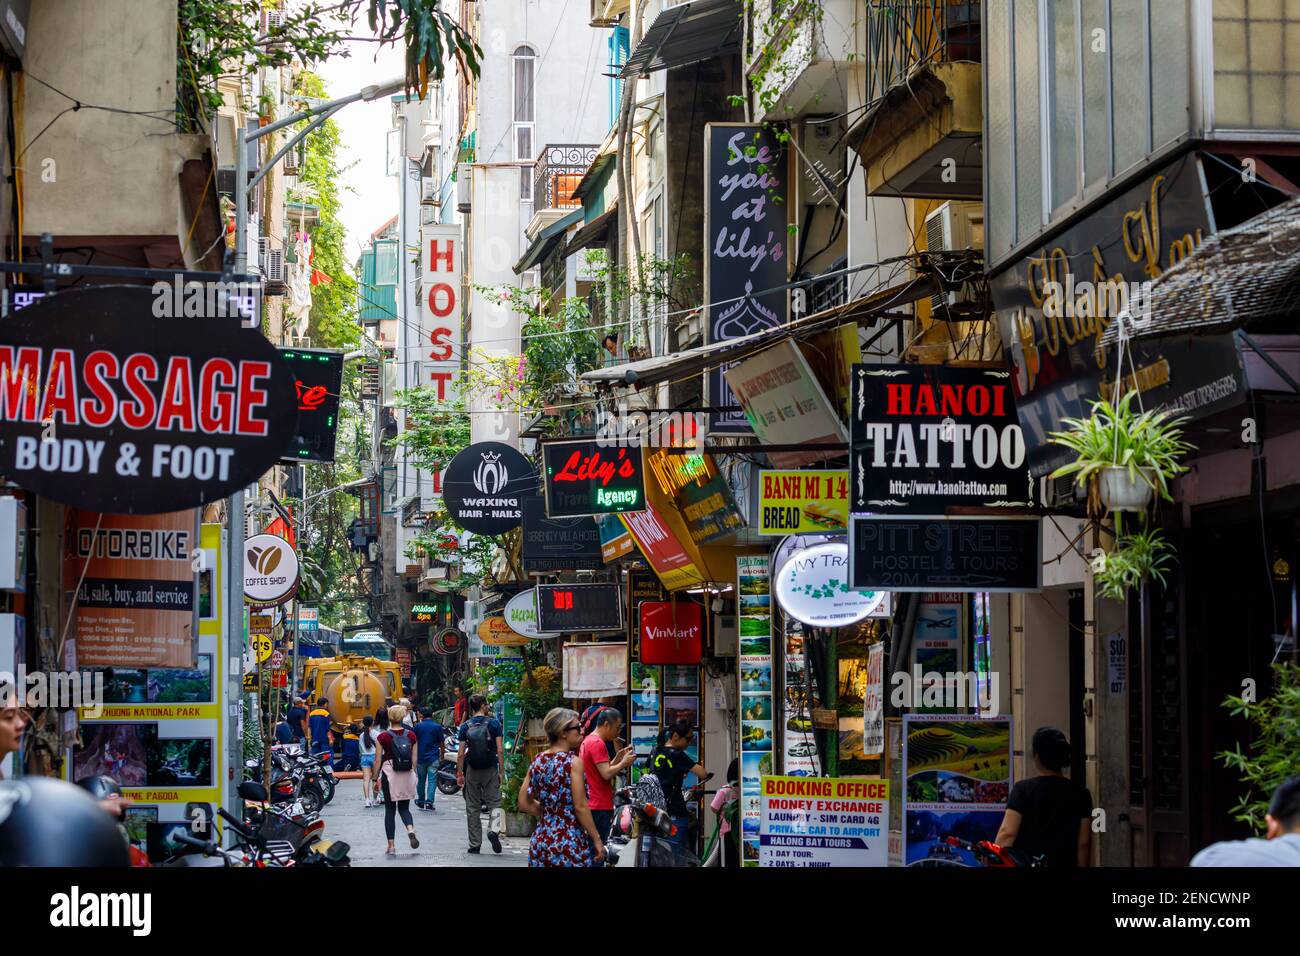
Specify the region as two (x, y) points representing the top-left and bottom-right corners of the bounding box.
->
(579, 707), (636, 866)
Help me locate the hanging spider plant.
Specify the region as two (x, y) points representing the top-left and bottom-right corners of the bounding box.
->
(1092, 526), (1177, 600)
(1048, 390), (1195, 510)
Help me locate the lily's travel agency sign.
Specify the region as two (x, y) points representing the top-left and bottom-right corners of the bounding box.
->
(705, 124), (788, 433)
(850, 365), (1034, 513)
(0, 286), (299, 514)
(441, 442), (534, 535)
(542, 439), (646, 518)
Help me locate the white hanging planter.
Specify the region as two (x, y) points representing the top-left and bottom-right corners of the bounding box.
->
(1099, 466), (1155, 512)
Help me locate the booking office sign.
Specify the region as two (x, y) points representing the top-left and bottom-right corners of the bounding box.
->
(0, 286), (299, 514)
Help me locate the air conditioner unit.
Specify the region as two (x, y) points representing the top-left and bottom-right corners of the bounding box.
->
(283, 138), (305, 177)
(456, 162), (472, 212)
(419, 204), (438, 226)
(923, 200), (984, 315)
(420, 176), (437, 205)
(262, 248), (286, 295)
(800, 119), (845, 207)
(261, 9), (286, 38)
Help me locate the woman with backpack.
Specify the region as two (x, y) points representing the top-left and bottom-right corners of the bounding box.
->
(375, 704), (420, 856)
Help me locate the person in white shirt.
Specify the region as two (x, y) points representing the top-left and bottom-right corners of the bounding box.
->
(357, 715), (380, 809)
(1192, 776), (1300, 867)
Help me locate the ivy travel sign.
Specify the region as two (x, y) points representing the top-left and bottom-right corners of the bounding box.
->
(0, 286), (299, 514)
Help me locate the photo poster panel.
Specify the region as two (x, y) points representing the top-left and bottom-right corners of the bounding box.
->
(68, 523), (225, 854)
(737, 553), (773, 866)
(778, 603), (821, 777)
(909, 593), (968, 713)
(625, 571), (702, 789)
(902, 715), (1013, 868)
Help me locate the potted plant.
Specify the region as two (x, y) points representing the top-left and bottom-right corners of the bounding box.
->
(501, 741), (535, 837)
(518, 664), (562, 738)
(1049, 390), (1194, 512)
(1091, 527), (1176, 599)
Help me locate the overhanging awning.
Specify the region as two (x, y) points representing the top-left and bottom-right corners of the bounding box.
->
(1098, 195), (1300, 347)
(566, 202), (619, 256)
(513, 207), (584, 274)
(581, 273), (936, 388)
(622, 0), (742, 78)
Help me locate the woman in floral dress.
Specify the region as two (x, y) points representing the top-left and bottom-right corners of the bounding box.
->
(518, 708), (606, 867)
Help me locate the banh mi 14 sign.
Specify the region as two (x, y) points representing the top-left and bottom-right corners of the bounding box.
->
(849, 365), (1034, 514)
(758, 469), (847, 534)
(0, 286), (299, 514)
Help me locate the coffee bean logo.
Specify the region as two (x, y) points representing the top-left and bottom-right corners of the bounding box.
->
(247, 545), (282, 576)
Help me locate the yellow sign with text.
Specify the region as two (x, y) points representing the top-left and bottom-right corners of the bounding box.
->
(758, 470), (848, 535)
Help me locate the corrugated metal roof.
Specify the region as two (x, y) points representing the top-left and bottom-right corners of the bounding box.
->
(622, 0), (742, 78)
(1098, 197), (1300, 347)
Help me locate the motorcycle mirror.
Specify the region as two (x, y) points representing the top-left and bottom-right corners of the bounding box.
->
(238, 780), (269, 802)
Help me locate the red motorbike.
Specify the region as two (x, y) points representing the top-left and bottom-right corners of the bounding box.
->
(943, 835), (1042, 867)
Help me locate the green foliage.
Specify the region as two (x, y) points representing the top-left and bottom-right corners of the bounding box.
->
(1049, 391), (1195, 502)
(1092, 526), (1176, 600)
(1219, 664), (1300, 834)
(291, 71), (360, 351)
(177, 1), (481, 129)
(743, 0), (827, 118)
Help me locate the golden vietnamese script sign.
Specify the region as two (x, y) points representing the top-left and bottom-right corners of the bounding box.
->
(477, 616), (530, 647)
(758, 470), (847, 535)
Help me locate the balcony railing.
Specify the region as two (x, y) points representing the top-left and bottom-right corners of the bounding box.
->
(533, 144), (599, 210)
(864, 0), (980, 108)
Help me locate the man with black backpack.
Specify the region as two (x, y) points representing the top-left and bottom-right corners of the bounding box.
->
(456, 693), (504, 854)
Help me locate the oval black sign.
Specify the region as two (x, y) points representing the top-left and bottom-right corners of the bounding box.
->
(442, 441), (536, 535)
(0, 285), (299, 514)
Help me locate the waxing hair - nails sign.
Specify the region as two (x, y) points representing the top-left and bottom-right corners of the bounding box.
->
(0, 286), (299, 514)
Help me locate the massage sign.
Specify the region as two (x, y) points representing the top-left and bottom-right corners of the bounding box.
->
(849, 365), (1035, 514)
(542, 438), (646, 518)
(0, 286), (298, 514)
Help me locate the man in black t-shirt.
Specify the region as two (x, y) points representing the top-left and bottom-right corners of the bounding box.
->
(650, 719), (707, 852)
(996, 727), (1092, 867)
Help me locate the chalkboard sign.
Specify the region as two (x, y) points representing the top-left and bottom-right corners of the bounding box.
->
(850, 517), (1042, 592)
(521, 496), (602, 572)
(704, 124), (788, 433)
(537, 582), (625, 633)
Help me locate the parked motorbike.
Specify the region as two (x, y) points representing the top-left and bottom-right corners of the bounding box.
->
(942, 835), (1042, 867)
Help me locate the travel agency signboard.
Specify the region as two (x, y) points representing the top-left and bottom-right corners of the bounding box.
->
(0, 286), (299, 514)
(542, 439), (647, 518)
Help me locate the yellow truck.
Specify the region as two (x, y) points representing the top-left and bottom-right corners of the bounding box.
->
(301, 654), (404, 731)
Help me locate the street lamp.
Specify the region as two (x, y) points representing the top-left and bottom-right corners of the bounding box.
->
(228, 76), (405, 817)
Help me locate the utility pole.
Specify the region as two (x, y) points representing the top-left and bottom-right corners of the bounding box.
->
(230, 77), (404, 820)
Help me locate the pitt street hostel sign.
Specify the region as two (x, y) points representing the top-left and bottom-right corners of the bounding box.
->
(542, 439), (647, 518)
(850, 365), (1035, 514)
(0, 286), (299, 514)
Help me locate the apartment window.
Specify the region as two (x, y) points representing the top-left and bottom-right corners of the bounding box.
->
(513, 45), (537, 200)
(1213, 0), (1300, 129)
(608, 27), (630, 129)
(985, 0), (1193, 265)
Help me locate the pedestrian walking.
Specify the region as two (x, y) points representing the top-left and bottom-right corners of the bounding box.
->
(414, 707), (446, 811)
(286, 697), (308, 744)
(338, 723), (361, 772)
(452, 686), (468, 726)
(649, 719), (706, 855)
(306, 697), (333, 766)
(0, 688), (26, 781)
(518, 708), (605, 867)
(995, 726), (1092, 867)
(399, 698), (416, 729)
(579, 707), (635, 865)
(456, 693), (504, 854)
(375, 704), (420, 856)
(1191, 776), (1300, 866)
(358, 715), (379, 808)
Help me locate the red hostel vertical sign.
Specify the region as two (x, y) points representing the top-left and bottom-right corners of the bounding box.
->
(419, 224), (463, 509)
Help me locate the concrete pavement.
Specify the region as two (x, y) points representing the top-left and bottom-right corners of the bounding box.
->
(320, 776), (528, 867)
